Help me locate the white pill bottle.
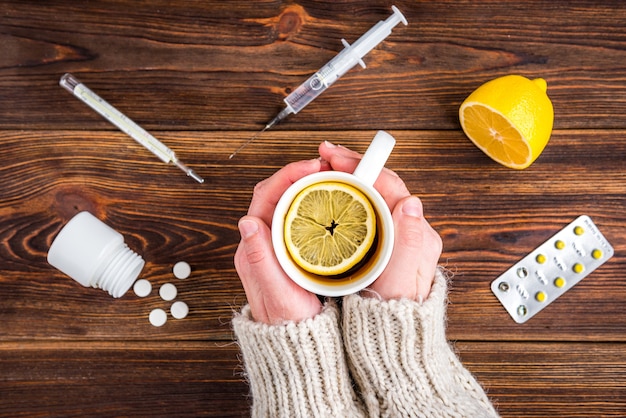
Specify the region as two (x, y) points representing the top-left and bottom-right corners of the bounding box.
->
(47, 211), (145, 298)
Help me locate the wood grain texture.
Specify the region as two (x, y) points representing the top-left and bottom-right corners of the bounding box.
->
(2, 1), (626, 130)
(1, 129), (625, 342)
(1, 0), (625, 416)
(0, 342), (623, 417)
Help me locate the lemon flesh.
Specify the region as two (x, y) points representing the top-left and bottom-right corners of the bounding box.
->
(459, 75), (554, 169)
(284, 181), (376, 276)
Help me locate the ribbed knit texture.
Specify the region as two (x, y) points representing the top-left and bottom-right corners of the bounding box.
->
(233, 269), (498, 417)
(233, 301), (365, 417)
(343, 270), (498, 417)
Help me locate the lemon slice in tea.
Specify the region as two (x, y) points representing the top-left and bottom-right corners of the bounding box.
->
(284, 181), (377, 276)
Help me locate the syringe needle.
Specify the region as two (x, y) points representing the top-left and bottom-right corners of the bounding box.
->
(229, 126), (268, 159)
(229, 109), (290, 159)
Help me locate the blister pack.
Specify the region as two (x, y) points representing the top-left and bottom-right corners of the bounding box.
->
(491, 215), (613, 323)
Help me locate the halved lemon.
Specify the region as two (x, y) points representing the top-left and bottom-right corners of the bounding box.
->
(459, 75), (554, 169)
(284, 181), (376, 276)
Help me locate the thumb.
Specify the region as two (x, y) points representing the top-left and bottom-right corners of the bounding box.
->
(236, 216), (288, 287)
(237, 216), (275, 269)
(234, 216), (322, 324)
(370, 196), (441, 301)
(234, 216), (285, 323)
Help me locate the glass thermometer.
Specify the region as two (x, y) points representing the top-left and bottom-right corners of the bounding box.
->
(60, 73), (204, 183)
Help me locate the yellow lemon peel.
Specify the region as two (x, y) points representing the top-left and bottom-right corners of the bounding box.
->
(459, 75), (554, 169)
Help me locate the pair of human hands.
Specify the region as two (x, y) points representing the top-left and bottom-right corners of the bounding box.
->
(234, 141), (443, 325)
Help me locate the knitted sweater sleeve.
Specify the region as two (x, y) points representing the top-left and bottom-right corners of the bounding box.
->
(343, 269), (499, 418)
(232, 301), (365, 418)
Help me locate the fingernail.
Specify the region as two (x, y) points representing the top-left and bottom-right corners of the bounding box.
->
(324, 140), (336, 148)
(402, 197), (422, 218)
(238, 219), (259, 239)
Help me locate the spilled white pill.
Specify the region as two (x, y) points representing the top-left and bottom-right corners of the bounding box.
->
(149, 308), (167, 327)
(173, 261), (191, 280)
(159, 283), (177, 301)
(171, 301), (189, 319)
(133, 279), (152, 297)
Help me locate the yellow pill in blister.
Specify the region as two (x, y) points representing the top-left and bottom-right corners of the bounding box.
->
(535, 291), (547, 303)
(554, 277), (566, 288)
(592, 249), (603, 259)
(555, 240), (566, 250)
(574, 226), (584, 236)
(573, 263), (584, 274)
(536, 254), (547, 264)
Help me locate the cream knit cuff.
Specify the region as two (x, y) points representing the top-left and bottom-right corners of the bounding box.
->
(343, 269), (499, 418)
(232, 301), (364, 418)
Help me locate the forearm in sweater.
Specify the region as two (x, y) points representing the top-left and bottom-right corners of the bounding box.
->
(232, 301), (365, 418)
(343, 269), (499, 418)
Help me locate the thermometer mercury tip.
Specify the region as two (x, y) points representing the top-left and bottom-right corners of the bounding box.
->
(60, 73), (204, 184)
(173, 158), (204, 183)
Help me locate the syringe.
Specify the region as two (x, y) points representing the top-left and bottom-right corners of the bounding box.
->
(229, 5), (407, 159)
(59, 73), (204, 183)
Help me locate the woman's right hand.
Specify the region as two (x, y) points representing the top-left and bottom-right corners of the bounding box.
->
(318, 141), (443, 302)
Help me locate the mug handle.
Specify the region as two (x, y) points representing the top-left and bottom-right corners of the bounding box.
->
(352, 130), (396, 186)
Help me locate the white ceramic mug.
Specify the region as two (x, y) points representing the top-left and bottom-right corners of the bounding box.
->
(271, 130), (396, 296)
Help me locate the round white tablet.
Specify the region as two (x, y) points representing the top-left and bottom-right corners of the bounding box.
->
(133, 279), (152, 297)
(173, 261), (191, 279)
(159, 283), (177, 301)
(170, 301), (189, 319)
(149, 308), (167, 327)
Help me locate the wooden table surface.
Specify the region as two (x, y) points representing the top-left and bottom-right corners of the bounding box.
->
(2, 1), (625, 416)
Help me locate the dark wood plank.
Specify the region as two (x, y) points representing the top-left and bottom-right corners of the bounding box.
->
(458, 342), (626, 417)
(0, 342), (250, 417)
(2, 0), (625, 416)
(1, 130), (624, 341)
(1, 1), (626, 130)
(0, 341), (623, 417)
